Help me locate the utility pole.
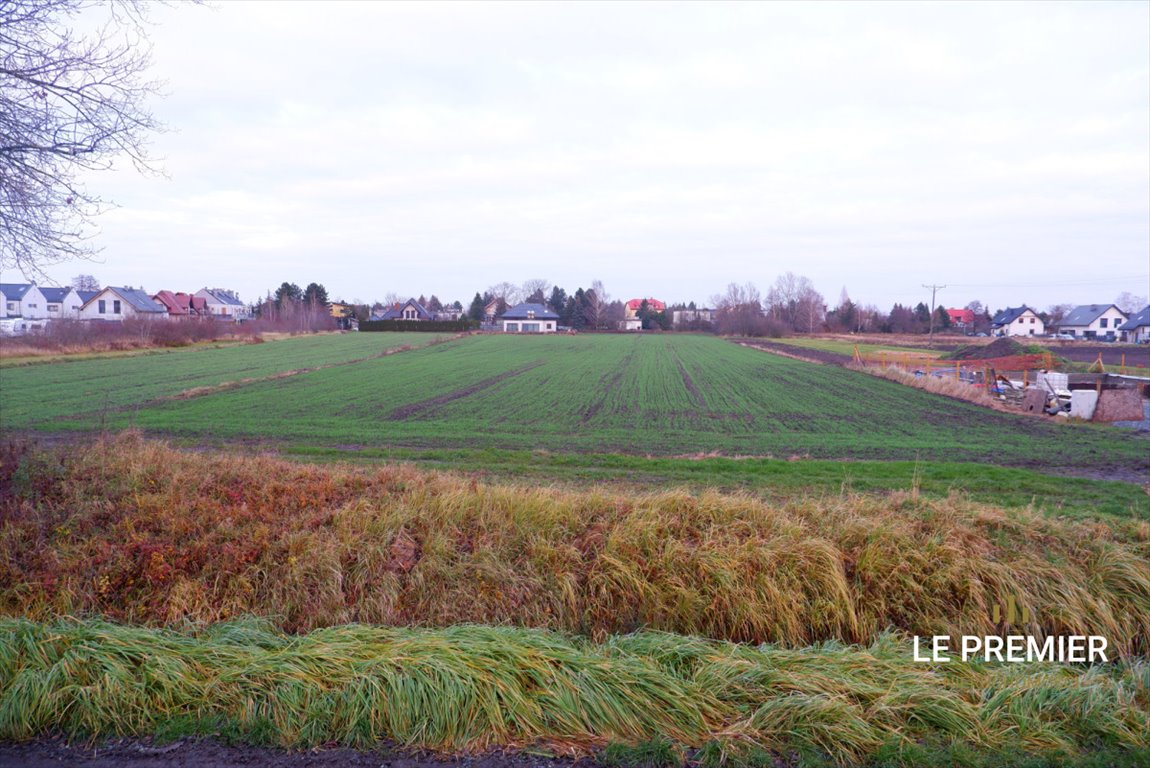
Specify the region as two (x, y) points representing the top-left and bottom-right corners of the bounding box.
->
(923, 284), (946, 347)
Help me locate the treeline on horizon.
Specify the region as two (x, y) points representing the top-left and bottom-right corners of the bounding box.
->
(77, 273), (1141, 338)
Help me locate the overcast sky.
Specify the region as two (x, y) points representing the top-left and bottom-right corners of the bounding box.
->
(43, 0), (1150, 312)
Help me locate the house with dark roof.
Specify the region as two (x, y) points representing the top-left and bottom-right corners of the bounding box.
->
(374, 298), (433, 321)
(502, 303), (559, 333)
(1058, 304), (1128, 341)
(39, 287), (84, 318)
(78, 287), (167, 321)
(1118, 306), (1150, 344)
(990, 306), (1044, 337)
(0, 283), (49, 319)
(194, 288), (249, 321)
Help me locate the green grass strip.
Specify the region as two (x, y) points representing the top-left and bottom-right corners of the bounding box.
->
(1, 619), (1148, 766)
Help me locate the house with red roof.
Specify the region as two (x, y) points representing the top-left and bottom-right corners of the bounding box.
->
(621, 298), (666, 331)
(946, 308), (974, 329)
(152, 291), (209, 318)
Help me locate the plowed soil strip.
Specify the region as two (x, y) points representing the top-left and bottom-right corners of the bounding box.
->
(389, 361), (544, 420)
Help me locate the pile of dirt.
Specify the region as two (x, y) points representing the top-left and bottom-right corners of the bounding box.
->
(943, 337), (1026, 361)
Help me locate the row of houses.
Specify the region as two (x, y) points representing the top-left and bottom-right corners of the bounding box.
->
(983, 304), (1150, 343)
(372, 296), (694, 333)
(0, 283), (249, 330)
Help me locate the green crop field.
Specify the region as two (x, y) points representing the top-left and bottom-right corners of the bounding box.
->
(0, 332), (451, 426)
(3, 333), (1142, 468)
(2, 332), (1147, 517)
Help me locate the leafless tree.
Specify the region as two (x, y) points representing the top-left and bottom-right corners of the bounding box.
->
(710, 282), (763, 336)
(71, 273), (100, 291)
(1046, 303), (1074, 326)
(2, 0), (170, 278)
(765, 272), (822, 332)
(1116, 292), (1147, 313)
(487, 281), (521, 306)
(521, 278), (550, 304)
(583, 279), (609, 329)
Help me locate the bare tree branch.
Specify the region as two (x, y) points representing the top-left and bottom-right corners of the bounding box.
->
(1, 0), (168, 279)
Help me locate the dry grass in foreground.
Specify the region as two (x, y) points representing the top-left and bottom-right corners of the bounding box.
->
(2, 618), (1148, 764)
(3, 434), (1148, 655)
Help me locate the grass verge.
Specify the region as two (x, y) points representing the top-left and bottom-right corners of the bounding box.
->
(1, 618), (1147, 766)
(282, 443), (1150, 518)
(3, 435), (1149, 651)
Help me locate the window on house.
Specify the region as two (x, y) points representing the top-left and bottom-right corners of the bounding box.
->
(5, 302), (14, 311)
(1029, 317), (1034, 323)
(27, 303), (37, 308)
(506, 322), (519, 332)
(48, 305), (59, 312)
(98, 300), (106, 314)
(1100, 318), (1108, 328)
(523, 322), (540, 332)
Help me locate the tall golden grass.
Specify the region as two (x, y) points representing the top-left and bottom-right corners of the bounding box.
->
(2, 434), (1149, 655)
(1, 618), (1147, 762)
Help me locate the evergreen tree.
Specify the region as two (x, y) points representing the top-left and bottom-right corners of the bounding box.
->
(468, 293), (486, 323)
(548, 286), (567, 316)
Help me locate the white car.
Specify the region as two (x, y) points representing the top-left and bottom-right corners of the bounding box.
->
(0, 318), (27, 336)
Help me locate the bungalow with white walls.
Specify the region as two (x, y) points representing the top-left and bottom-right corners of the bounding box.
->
(990, 306), (1045, 337)
(1118, 307), (1149, 344)
(78, 287), (167, 321)
(40, 287), (85, 319)
(0, 283), (49, 320)
(502, 303), (558, 333)
(1058, 304), (1128, 341)
(194, 288), (249, 321)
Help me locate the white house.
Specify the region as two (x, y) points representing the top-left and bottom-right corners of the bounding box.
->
(502, 303), (558, 333)
(1118, 306), (1149, 344)
(0, 283), (49, 320)
(1058, 304), (1128, 341)
(40, 287), (85, 318)
(990, 306), (1045, 337)
(194, 288), (250, 321)
(78, 286), (167, 321)
(673, 308), (714, 329)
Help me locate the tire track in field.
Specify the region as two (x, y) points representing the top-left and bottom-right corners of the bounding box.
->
(388, 361), (545, 420)
(56, 334), (472, 420)
(581, 346), (638, 425)
(669, 345), (705, 410)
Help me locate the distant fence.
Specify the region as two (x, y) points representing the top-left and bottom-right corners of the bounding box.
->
(856, 348), (1055, 385)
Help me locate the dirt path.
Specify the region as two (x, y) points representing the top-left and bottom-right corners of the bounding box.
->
(0, 738), (598, 768)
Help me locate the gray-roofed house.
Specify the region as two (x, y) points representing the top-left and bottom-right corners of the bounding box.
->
(39, 287), (84, 318)
(194, 288), (250, 321)
(1118, 306), (1150, 344)
(1058, 304), (1128, 341)
(990, 306), (1044, 337)
(0, 283), (49, 319)
(502, 303), (559, 333)
(374, 298), (433, 321)
(78, 286), (167, 321)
